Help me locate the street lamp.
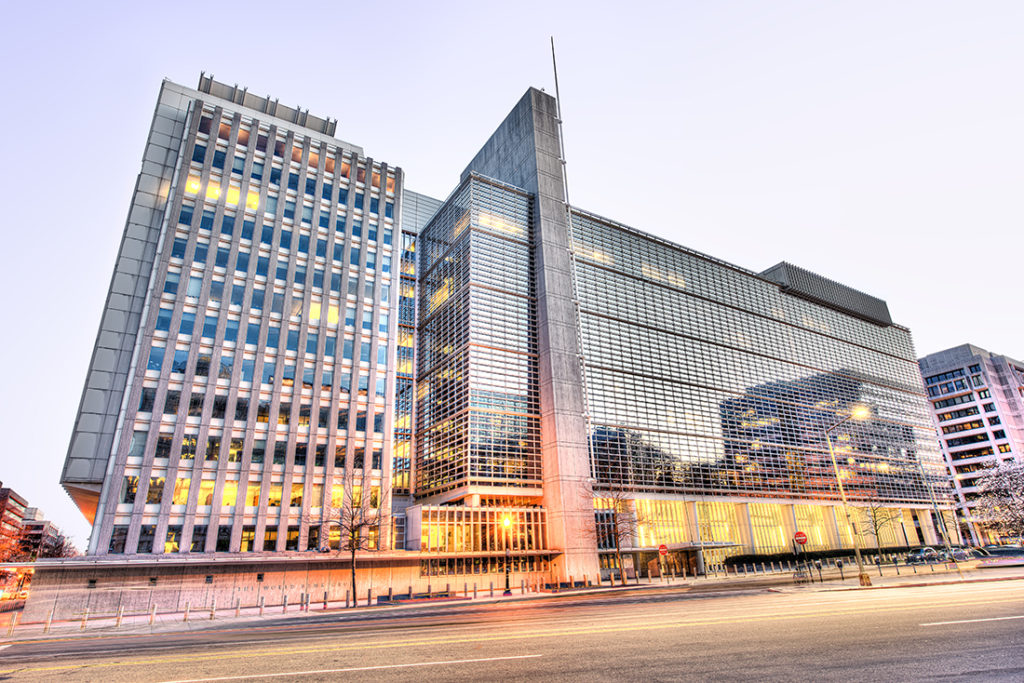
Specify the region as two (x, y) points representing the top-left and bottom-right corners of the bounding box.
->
(502, 515), (513, 596)
(823, 404), (873, 587)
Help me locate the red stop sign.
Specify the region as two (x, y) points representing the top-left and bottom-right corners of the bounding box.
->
(658, 544), (669, 556)
(794, 531), (808, 545)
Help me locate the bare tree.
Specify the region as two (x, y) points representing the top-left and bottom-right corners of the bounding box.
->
(314, 481), (389, 605)
(972, 461), (1024, 543)
(42, 535), (80, 559)
(858, 497), (905, 549)
(586, 483), (642, 586)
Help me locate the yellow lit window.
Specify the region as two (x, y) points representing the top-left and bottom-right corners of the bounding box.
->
(198, 480), (215, 506)
(331, 484), (345, 508)
(311, 483), (323, 507)
(172, 477), (190, 505)
(328, 304), (339, 325)
(206, 181), (221, 201)
(370, 485), (380, 507)
(290, 483), (303, 507)
(309, 301), (321, 321)
(268, 484), (282, 507)
(386, 176), (395, 194)
(221, 481), (238, 507)
(225, 186), (240, 206)
(245, 191), (260, 211)
(352, 484), (362, 507)
(245, 483), (260, 506)
(372, 171), (381, 188)
(185, 176), (202, 195)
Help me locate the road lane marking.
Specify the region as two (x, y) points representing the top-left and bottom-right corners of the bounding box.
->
(921, 615), (1024, 627)
(158, 654), (545, 682)
(3, 594), (1021, 675)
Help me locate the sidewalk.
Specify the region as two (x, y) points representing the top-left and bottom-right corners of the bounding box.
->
(3, 563), (1022, 642)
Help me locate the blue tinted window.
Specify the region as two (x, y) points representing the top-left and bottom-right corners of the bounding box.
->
(368, 225), (377, 242)
(324, 337), (336, 357)
(256, 256), (269, 277)
(236, 251), (249, 273)
(345, 305), (355, 326)
(265, 195), (278, 215)
(343, 339), (354, 360)
(251, 288), (265, 309)
(287, 329), (299, 352)
(284, 201), (295, 220)
(192, 144), (206, 164)
(241, 219), (255, 241)
(294, 264), (306, 285)
(200, 210), (215, 231)
(187, 276), (202, 298)
(362, 310), (372, 330)
(335, 216), (345, 233)
(360, 342), (371, 363)
(306, 332), (318, 354)
(280, 230), (292, 250)
(262, 361), (276, 384)
(261, 224), (274, 245)
(316, 239), (327, 258)
(333, 243), (343, 261)
(322, 183), (333, 201)
(163, 272), (179, 294)
(224, 319), (239, 343)
(330, 272), (341, 292)
(171, 349), (189, 374)
(251, 161), (263, 181)
(338, 188), (348, 206)
(179, 205), (194, 225)
(147, 346), (165, 371)
(171, 238), (187, 259)
(385, 202), (394, 219)
(305, 178), (316, 196)
(370, 197), (379, 215)
(276, 263), (288, 281)
(313, 268), (324, 289)
(351, 221), (362, 238)
(221, 214), (235, 236)
(232, 156), (245, 175)
(319, 212), (330, 228)
(382, 255), (391, 274)
(230, 284), (244, 306)
(354, 193), (364, 210)
(298, 234), (309, 254)
(212, 150), (226, 169)
(179, 312), (196, 336)
(267, 326), (280, 348)
(377, 347), (387, 366)
(216, 248), (230, 268)
(155, 307), (173, 331)
(197, 314), (213, 338)
(194, 243), (208, 263)
(301, 205), (312, 224)
(350, 247), (361, 266)
(288, 173), (299, 191)
(269, 166), (281, 185)
(246, 323), (261, 345)
(272, 293), (284, 314)
(241, 358), (255, 382)
(382, 227), (392, 245)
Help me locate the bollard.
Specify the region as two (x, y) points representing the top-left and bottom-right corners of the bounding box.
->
(7, 613), (19, 637)
(473, 583), (478, 599)
(761, 562), (766, 574)
(569, 575), (574, 589)
(150, 603), (157, 625)
(236, 598), (242, 618)
(184, 602), (191, 622)
(283, 595), (288, 613)
(211, 598), (217, 620)
(388, 587), (394, 602)
(324, 591), (329, 610)
(464, 582), (468, 597)
(445, 583), (450, 596)
(345, 590), (350, 608)
(116, 605), (124, 629)
(521, 579), (525, 594)
(368, 588), (373, 606)
(427, 584), (432, 599)
(81, 608), (89, 631)
(634, 571), (640, 585)
(44, 609), (53, 634)
(259, 596), (265, 616)
(489, 582), (494, 598)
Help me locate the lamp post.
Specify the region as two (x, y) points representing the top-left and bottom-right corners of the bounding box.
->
(502, 515), (512, 596)
(823, 404), (873, 587)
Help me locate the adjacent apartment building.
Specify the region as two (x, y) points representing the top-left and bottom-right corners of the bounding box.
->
(49, 75), (954, 606)
(919, 344), (1024, 544)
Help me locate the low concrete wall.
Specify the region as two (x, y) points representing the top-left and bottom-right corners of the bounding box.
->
(21, 557), (541, 622)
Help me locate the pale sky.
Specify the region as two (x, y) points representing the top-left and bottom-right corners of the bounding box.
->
(1, 1), (1021, 547)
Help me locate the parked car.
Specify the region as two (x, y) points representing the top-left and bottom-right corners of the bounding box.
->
(981, 544), (1024, 558)
(906, 547), (938, 564)
(936, 548), (972, 562)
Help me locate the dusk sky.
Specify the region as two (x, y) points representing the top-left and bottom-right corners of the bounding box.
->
(2, 1), (1021, 547)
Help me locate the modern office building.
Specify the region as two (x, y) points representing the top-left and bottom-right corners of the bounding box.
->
(19, 509), (70, 560)
(0, 483), (28, 562)
(44, 76), (954, 616)
(918, 344), (1024, 544)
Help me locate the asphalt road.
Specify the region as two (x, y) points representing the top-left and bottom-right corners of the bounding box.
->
(1, 579), (1022, 681)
